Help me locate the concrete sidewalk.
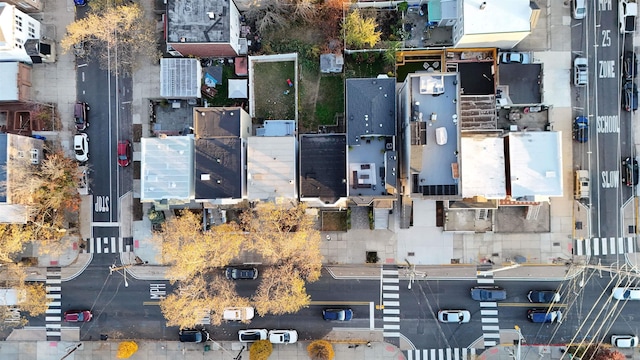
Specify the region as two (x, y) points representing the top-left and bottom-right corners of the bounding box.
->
(0, 339), (405, 360)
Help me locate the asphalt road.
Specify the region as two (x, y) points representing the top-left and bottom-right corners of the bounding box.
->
(585, 0), (634, 238)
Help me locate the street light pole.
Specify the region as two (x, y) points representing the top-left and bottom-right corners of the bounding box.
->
(514, 325), (523, 360)
(404, 259), (427, 290)
(109, 263), (132, 287)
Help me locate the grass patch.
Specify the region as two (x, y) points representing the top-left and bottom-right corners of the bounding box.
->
(396, 61), (429, 82)
(205, 65), (244, 107)
(321, 211), (348, 232)
(253, 61), (296, 120)
(345, 52), (386, 78)
(315, 75), (344, 126)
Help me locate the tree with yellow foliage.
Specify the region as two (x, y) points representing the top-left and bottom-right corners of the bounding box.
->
(153, 210), (246, 282)
(252, 263), (310, 316)
(307, 340), (335, 360)
(159, 274), (250, 328)
(60, 4), (158, 76)
(116, 341), (138, 359)
(250, 340), (273, 360)
(342, 9), (382, 49)
(0, 263), (48, 328)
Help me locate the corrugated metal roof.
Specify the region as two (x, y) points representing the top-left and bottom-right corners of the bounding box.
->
(160, 58), (202, 98)
(140, 136), (195, 201)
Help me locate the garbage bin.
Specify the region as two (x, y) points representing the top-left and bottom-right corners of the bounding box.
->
(204, 345), (211, 352)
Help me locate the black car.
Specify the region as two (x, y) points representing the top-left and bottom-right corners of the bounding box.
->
(624, 51), (638, 80)
(527, 290), (560, 303)
(622, 157), (639, 187)
(623, 81), (639, 112)
(74, 101), (89, 131)
(225, 267), (258, 280)
(179, 329), (208, 343)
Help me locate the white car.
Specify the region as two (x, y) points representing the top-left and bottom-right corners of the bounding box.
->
(268, 330), (298, 344)
(573, 57), (588, 87)
(572, 0), (586, 20)
(612, 287), (640, 300)
(500, 52), (530, 64)
(620, 0), (638, 34)
(612, 334), (639, 348)
(238, 329), (268, 342)
(437, 310), (471, 323)
(73, 133), (89, 162)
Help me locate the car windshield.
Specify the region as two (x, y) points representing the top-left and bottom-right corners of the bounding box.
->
(282, 334), (289, 342)
(75, 149), (84, 155)
(119, 154), (128, 160)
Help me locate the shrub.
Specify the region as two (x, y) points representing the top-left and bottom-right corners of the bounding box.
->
(250, 340), (273, 360)
(307, 340), (335, 360)
(116, 341), (138, 359)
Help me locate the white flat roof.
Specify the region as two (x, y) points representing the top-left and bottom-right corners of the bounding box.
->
(460, 136), (506, 199)
(463, 0), (531, 35)
(141, 136), (194, 201)
(509, 132), (563, 198)
(247, 136), (296, 201)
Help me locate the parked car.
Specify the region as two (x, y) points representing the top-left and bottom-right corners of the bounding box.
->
(612, 287), (640, 300)
(572, 0), (586, 19)
(179, 329), (208, 343)
(623, 81), (638, 111)
(500, 52), (531, 64)
(74, 101), (89, 131)
(225, 267), (258, 280)
(619, 0), (638, 33)
(238, 329), (268, 342)
(117, 140), (132, 167)
(74, 0), (87, 6)
(624, 51), (638, 80)
(223, 307), (255, 321)
(527, 309), (562, 323)
(470, 286), (507, 301)
(322, 308), (353, 321)
(612, 334), (639, 348)
(268, 330), (298, 344)
(527, 290), (561, 303)
(73, 133), (89, 162)
(622, 158), (639, 187)
(437, 310), (471, 323)
(573, 116), (589, 143)
(63, 310), (92, 322)
(573, 57), (588, 86)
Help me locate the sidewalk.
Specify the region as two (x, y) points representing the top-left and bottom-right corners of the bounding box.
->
(0, 338), (405, 360)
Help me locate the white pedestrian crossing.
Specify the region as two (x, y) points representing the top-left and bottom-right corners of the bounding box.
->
(381, 265), (400, 342)
(476, 266), (500, 348)
(46, 266), (62, 341)
(83, 237), (134, 254)
(405, 348), (477, 360)
(573, 237), (636, 256)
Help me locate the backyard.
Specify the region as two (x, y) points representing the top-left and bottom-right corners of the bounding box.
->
(252, 61), (297, 120)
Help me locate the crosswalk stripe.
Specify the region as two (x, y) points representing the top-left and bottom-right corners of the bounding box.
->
(46, 294), (61, 299)
(481, 318), (499, 323)
(484, 340), (497, 347)
(383, 308), (400, 314)
(48, 301), (61, 307)
(46, 323), (61, 329)
(46, 309), (61, 314)
(482, 325), (500, 331)
(383, 293), (399, 299)
(383, 277), (400, 283)
(383, 331), (400, 337)
(574, 237), (636, 256)
(383, 285), (399, 291)
(46, 286), (61, 292)
(481, 310), (498, 316)
(483, 333), (500, 338)
(383, 324), (400, 330)
(476, 278), (494, 284)
(383, 301), (399, 307)
(383, 316), (400, 322)
(479, 302), (497, 307)
(46, 279), (62, 284)
(382, 269), (398, 275)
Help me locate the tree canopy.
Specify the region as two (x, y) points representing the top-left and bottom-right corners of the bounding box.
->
(342, 9), (381, 49)
(60, 4), (158, 76)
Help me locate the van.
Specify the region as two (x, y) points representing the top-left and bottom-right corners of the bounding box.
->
(527, 309), (562, 323)
(572, 0), (586, 20)
(470, 286), (507, 301)
(574, 170), (589, 200)
(612, 287), (640, 300)
(223, 307), (255, 321)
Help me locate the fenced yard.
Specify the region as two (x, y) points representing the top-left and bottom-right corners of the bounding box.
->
(250, 55), (298, 121)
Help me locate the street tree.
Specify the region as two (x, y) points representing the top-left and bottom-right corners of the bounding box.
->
(241, 202), (322, 281)
(0, 263), (48, 328)
(342, 9), (381, 49)
(0, 224), (33, 264)
(249, 340), (273, 360)
(307, 340), (335, 360)
(252, 263), (310, 315)
(593, 349), (626, 360)
(60, 4), (158, 77)
(153, 210), (245, 282)
(159, 274), (249, 328)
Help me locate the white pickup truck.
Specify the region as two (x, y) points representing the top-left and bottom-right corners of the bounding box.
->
(620, 0), (638, 33)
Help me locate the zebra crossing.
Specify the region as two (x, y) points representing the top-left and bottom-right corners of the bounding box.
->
(45, 266), (62, 341)
(381, 265), (400, 344)
(405, 348), (477, 360)
(573, 237), (636, 256)
(82, 237), (134, 254)
(476, 264), (500, 348)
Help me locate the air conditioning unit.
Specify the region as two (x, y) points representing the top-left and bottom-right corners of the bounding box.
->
(30, 149), (39, 164)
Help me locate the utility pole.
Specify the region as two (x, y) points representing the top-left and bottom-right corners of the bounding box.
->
(109, 263), (133, 287)
(404, 259), (427, 290)
(477, 262), (520, 277)
(514, 325), (523, 360)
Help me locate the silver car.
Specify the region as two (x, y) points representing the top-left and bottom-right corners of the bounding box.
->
(437, 310), (471, 323)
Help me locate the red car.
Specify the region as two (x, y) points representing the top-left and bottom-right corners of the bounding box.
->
(64, 310), (92, 322)
(117, 140), (132, 167)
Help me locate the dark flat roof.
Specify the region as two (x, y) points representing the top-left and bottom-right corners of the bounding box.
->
(194, 107), (242, 138)
(166, 0), (231, 44)
(346, 78), (396, 146)
(195, 137), (242, 199)
(498, 63), (542, 104)
(299, 134), (347, 202)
